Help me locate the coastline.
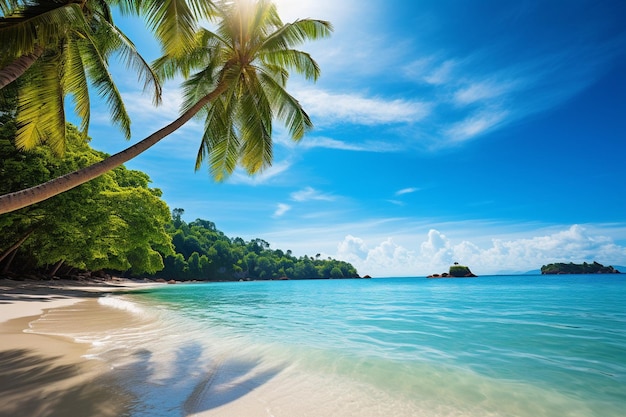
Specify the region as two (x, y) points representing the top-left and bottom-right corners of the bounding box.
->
(0, 278), (162, 417)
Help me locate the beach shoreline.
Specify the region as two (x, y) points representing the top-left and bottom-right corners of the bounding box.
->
(0, 278), (162, 417)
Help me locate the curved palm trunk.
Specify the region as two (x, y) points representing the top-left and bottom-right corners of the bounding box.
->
(0, 82), (228, 214)
(0, 45), (44, 89)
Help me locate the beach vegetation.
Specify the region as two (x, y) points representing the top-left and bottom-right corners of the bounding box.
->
(449, 265), (472, 277)
(541, 262), (620, 274)
(0, 0), (162, 155)
(0, 0), (332, 213)
(0, 119), (173, 276)
(153, 211), (360, 281)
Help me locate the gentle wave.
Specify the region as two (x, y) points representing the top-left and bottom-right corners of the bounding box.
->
(98, 294), (146, 315)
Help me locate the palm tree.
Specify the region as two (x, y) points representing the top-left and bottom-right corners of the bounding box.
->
(0, 0), (162, 156)
(0, 0), (332, 214)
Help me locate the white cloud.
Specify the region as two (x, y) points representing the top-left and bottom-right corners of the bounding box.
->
(291, 186), (335, 202)
(453, 80), (516, 105)
(444, 110), (509, 142)
(404, 58), (456, 86)
(295, 88), (431, 126)
(395, 187), (419, 196)
(274, 203), (292, 218)
(227, 160), (293, 185)
(295, 136), (369, 151)
(334, 225), (626, 277)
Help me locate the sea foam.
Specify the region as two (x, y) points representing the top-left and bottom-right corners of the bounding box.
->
(98, 295), (145, 315)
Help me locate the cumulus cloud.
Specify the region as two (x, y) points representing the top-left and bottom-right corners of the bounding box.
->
(335, 225), (626, 277)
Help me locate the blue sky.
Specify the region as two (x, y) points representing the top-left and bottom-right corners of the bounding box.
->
(86, 0), (626, 276)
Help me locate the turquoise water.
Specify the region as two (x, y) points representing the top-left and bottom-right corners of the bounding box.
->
(36, 275), (626, 416)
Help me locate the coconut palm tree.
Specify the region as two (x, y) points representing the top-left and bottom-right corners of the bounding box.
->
(0, 0), (162, 156)
(0, 0), (332, 214)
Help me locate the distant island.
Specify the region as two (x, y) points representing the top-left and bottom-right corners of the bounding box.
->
(541, 262), (621, 275)
(428, 263), (477, 278)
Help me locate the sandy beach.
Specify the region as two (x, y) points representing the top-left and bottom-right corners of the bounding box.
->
(0, 278), (160, 417)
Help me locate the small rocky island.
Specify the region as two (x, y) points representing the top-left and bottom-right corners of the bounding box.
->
(541, 262), (621, 275)
(428, 263), (477, 278)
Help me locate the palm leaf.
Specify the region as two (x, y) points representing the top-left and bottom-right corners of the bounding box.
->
(237, 67), (272, 174)
(80, 34), (132, 139)
(97, 16), (162, 105)
(15, 51), (66, 154)
(258, 70), (312, 140)
(201, 91), (240, 180)
(0, 3), (87, 59)
(260, 48), (320, 81)
(63, 35), (91, 137)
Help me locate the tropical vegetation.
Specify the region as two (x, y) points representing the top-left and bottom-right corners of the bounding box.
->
(0, 118), (173, 276)
(0, 117), (359, 280)
(156, 209), (360, 281)
(0, 0), (332, 213)
(541, 262), (621, 275)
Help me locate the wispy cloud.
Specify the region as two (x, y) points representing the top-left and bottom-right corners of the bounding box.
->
(227, 160), (293, 185)
(443, 109), (509, 142)
(295, 88), (431, 126)
(291, 186), (335, 202)
(395, 187), (419, 196)
(273, 203), (292, 218)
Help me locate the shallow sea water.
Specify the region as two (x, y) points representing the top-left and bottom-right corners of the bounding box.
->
(28, 275), (626, 416)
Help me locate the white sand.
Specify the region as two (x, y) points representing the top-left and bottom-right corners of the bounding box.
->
(0, 278), (162, 417)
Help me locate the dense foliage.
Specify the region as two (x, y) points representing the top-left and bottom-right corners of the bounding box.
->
(541, 262), (621, 275)
(153, 209), (360, 281)
(0, 91), (358, 281)
(0, 116), (174, 276)
(448, 265), (473, 277)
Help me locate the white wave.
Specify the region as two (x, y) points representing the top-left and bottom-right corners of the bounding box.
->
(98, 295), (145, 315)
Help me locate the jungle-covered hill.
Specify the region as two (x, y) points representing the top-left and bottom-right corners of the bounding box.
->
(540, 262), (621, 275)
(1, 120), (358, 281)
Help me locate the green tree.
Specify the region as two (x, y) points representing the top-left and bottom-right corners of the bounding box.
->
(0, 123), (173, 276)
(0, 0), (332, 214)
(0, 0), (161, 154)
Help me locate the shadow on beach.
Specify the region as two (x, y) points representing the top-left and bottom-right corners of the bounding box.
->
(0, 348), (131, 417)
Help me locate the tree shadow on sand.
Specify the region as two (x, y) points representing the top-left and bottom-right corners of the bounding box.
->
(108, 343), (282, 416)
(0, 349), (131, 417)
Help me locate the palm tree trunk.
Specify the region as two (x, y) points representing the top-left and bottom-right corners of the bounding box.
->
(0, 46), (44, 89)
(0, 82), (229, 214)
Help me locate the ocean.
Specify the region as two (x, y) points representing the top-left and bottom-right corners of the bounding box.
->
(28, 275), (626, 416)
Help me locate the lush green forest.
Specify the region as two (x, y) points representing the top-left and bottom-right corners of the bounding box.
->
(156, 209), (359, 281)
(0, 115), (359, 281)
(541, 262), (621, 275)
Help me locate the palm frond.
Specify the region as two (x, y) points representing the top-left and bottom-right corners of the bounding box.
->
(15, 51), (66, 154)
(261, 18), (333, 52)
(237, 67), (272, 175)
(0, 3), (87, 58)
(260, 48), (320, 81)
(80, 36), (132, 139)
(63, 35), (90, 137)
(142, 0), (198, 57)
(181, 68), (218, 117)
(258, 70), (312, 141)
(201, 90), (240, 180)
(97, 16), (163, 105)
